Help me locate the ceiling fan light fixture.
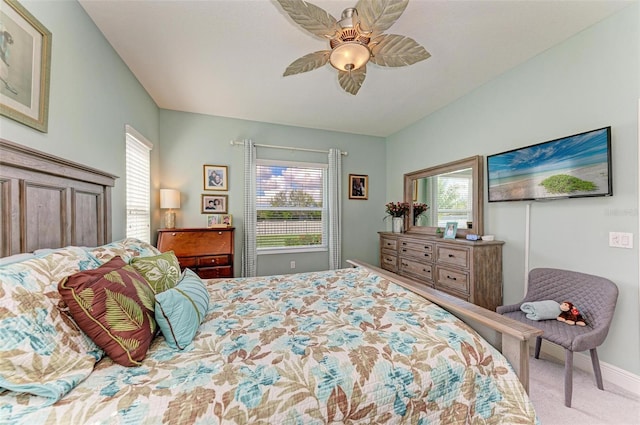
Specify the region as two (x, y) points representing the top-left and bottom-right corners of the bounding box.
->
(329, 41), (370, 71)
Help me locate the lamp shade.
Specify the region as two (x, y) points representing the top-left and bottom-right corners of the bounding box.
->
(160, 189), (180, 209)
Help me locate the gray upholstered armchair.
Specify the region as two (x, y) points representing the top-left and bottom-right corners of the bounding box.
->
(497, 268), (618, 407)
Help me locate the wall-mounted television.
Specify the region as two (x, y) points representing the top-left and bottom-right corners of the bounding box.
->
(487, 126), (612, 202)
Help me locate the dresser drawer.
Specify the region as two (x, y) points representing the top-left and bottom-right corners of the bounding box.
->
(198, 266), (233, 279)
(437, 246), (469, 268)
(400, 258), (433, 281)
(380, 237), (397, 251)
(399, 247), (433, 261)
(178, 256), (198, 268)
(436, 267), (469, 294)
(380, 253), (398, 271)
(399, 239), (433, 253)
(198, 255), (230, 267)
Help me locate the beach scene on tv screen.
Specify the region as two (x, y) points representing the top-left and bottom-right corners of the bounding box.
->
(488, 128), (610, 201)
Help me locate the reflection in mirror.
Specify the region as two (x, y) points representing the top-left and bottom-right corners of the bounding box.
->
(413, 168), (473, 227)
(404, 156), (483, 236)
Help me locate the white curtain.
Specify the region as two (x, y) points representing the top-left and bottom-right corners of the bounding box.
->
(328, 148), (342, 269)
(242, 139), (257, 277)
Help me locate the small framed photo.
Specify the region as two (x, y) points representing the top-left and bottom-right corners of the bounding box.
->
(206, 214), (231, 228)
(443, 222), (458, 239)
(201, 194), (228, 214)
(348, 174), (368, 200)
(203, 165), (228, 191)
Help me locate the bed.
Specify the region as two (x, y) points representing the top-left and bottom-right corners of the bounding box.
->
(0, 139), (541, 424)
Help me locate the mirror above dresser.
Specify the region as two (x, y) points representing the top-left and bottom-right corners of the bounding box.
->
(404, 155), (484, 237)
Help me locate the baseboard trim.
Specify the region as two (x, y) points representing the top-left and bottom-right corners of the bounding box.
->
(539, 343), (640, 396)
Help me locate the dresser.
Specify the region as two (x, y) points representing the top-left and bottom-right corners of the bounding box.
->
(379, 232), (504, 311)
(157, 228), (234, 279)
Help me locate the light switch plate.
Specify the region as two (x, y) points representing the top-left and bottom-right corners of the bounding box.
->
(609, 232), (633, 249)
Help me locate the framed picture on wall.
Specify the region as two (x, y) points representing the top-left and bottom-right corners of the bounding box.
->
(203, 165), (228, 191)
(0, 0), (52, 132)
(201, 194), (228, 214)
(348, 174), (368, 200)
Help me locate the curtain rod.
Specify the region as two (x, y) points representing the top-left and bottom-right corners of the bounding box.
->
(230, 140), (348, 156)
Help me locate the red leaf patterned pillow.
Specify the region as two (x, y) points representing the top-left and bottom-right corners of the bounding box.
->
(58, 256), (157, 366)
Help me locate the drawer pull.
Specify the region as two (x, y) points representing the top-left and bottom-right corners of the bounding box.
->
(402, 242), (407, 246)
(172, 233), (176, 236)
(424, 253), (429, 257)
(218, 232), (223, 235)
(447, 275), (457, 281)
(402, 248), (407, 252)
(423, 268), (429, 272)
(211, 259), (216, 264)
(386, 242), (392, 246)
(448, 254), (454, 258)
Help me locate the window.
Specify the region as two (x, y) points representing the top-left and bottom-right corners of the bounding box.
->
(125, 125), (152, 243)
(256, 159), (327, 253)
(435, 172), (472, 228)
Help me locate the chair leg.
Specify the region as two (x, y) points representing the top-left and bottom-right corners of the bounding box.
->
(534, 336), (542, 359)
(564, 349), (573, 408)
(590, 348), (604, 390)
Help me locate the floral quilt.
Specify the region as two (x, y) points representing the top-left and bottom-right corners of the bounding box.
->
(2, 266), (537, 424)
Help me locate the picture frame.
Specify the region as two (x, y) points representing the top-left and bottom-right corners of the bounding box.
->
(201, 194), (228, 214)
(443, 221), (458, 239)
(348, 174), (368, 200)
(207, 214), (233, 228)
(203, 165), (228, 191)
(0, 0), (52, 132)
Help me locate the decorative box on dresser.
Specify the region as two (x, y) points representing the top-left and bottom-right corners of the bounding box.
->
(157, 228), (234, 279)
(379, 232), (504, 311)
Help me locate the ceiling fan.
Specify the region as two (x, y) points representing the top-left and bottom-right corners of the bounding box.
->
(275, 0), (430, 95)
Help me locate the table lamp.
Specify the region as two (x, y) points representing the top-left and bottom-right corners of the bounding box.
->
(160, 189), (180, 229)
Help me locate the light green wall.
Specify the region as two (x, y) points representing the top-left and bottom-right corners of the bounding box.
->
(158, 110), (386, 276)
(386, 4), (639, 375)
(0, 0), (161, 238)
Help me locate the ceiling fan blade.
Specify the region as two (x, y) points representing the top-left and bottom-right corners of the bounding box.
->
(338, 67), (367, 95)
(355, 0), (409, 35)
(275, 0), (339, 39)
(370, 34), (430, 67)
(283, 51), (331, 76)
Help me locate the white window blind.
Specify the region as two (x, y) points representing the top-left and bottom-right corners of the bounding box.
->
(256, 159), (327, 252)
(125, 126), (152, 243)
(436, 173), (472, 227)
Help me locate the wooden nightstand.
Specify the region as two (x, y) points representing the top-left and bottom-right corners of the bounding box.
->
(157, 227), (234, 279)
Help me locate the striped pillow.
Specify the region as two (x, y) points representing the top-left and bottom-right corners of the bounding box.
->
(155, 269), (210, 350)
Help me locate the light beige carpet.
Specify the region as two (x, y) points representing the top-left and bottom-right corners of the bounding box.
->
(527, 353), (640, 424)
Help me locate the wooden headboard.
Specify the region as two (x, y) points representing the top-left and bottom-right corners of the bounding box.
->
(0, 139), (117, 257)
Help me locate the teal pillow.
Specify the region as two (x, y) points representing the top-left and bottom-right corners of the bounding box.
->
(155, 269), (210, 350)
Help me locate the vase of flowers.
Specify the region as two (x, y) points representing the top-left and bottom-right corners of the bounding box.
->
(412, 202), (429, 225)
(385, 202), (410, 233)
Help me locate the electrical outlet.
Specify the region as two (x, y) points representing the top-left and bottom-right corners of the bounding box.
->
(609, 232), (633, 249)
(290, 260), (296, 269)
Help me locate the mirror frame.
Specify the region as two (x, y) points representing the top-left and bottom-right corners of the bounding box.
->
(403, 155), (484, 237)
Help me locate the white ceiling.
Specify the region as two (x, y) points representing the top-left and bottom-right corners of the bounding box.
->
(79, 0), (632, 137)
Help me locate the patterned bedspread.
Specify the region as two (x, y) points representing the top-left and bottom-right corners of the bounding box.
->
(2, 266), (537, 424)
